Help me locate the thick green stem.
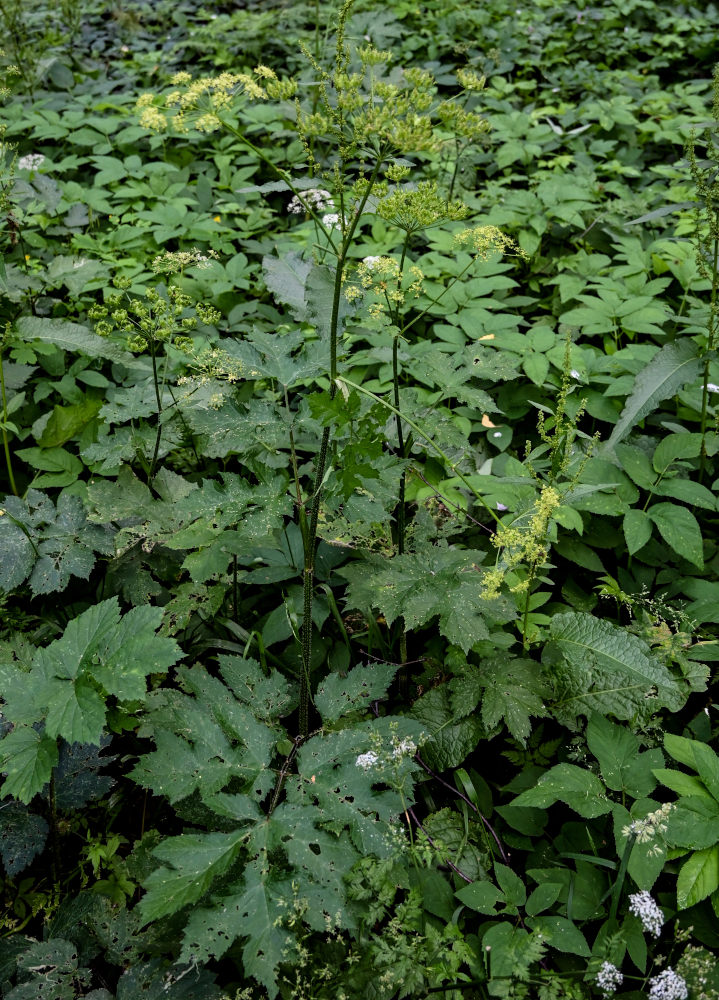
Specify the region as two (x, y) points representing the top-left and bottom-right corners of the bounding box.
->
(699, 235), (719, 480)
(0, 349), (18, 496)
(298, 155), (387, 737)
(148, 341), (163, 481)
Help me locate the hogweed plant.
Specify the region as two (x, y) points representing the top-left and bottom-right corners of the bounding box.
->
(133, 0), (524, 739)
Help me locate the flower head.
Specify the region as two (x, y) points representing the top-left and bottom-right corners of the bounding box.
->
(595, 962), (623, 997)
(355, 751), (379, 770)
(287, 188), (333, 214)
(648, 968), (688, 1000)
(17, 153), (45, 170)
(628, 890), (664, 937)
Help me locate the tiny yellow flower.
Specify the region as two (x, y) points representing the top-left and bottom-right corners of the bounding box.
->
(213, 215), (221, 222)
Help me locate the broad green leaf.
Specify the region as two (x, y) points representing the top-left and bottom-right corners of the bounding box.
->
(15, 446), (83, 488)
(494, 863), (526, 907)
(615, 444), (655, 489)
(652, 478), (717, 510)
(0, 727), (59, 804)
(0, 512), (36, 593)
(262, 251), (311, 314)
(315, 661), (399, 723)
(586, 713), (660, 797)
(14, 316), (131, 362)
(648, 503), (703, 568)
(455, 880), (503, 914)
(139, 831), (247, 921)
(605, 340), (703, 451)
(38, 398), (102, 448)
(0, 801), (48, 875)
(663, 734), (719, 801)
(410, 686), (484, 771)
(179, 863), (291, 997)
(652, 433), (703, 473)
(339, 543), (513, 653)
(450, 657), (549, 747)
(526, 916), (590, 956)
(677, 846), (719, 909)
(612, 802), (665, 891)
(525, 883), (562, 916)
(622, 509), (652, 555)
(512, 763), (611, 818)
(545, 612), (685, 723)
(668, 797), (719, 850)
(653, 768), (715, 803)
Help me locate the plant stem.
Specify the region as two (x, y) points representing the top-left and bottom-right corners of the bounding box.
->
(148, 340), (163, 481)
(699, 234), (719, 480)
(0, 347), (18, 496)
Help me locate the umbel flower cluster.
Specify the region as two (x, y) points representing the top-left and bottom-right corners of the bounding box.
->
(136, 66), (296, 133)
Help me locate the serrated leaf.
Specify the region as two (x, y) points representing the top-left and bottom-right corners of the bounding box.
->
(0, 802), (48, 875)
(339, 544), (511, 653)
(139, 830), (247, 922)
(14, 316), (131, 362)
(544, 612), (685, 724)
(668, 797), (719, 850)
(653, 433), (703, 472)
(262, 251), (311, 314)
(455, 880), (503, 914)
(648, 502), (703, 568)
(0, 727), (59, 804)
(512, 763), (611, 818)
(663, 734), (719, 801)
(526, 915), (590, 956)
(315, 661), (399, 723)
(411, 686), (484, 771)
(622, 508), (652, 555)
(677, 846), (719, 909)
(605, 340), (703, 451)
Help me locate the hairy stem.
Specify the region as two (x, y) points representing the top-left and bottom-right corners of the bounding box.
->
(0, 347), (18, 496)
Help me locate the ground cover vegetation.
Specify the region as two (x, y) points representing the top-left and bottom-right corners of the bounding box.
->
(1, 0), (719, 996)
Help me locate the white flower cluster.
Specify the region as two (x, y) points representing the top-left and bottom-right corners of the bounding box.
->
(322, 212), (341, 227)
(391, 738), (417, 758)
(628, 890), (664, 937)
(287, 187), (333, 214)
(622, 802), (674, 845)
(355, 751), (379, 770)
(648, 968), (688, 1000)
(17, 153), (45, 170)
(707, 382), (719, 393)
(362, 255), (382, 269)
(595, 961), (623, 997)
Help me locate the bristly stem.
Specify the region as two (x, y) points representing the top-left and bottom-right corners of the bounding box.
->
(298, 154), (387, 737)
(0, 344), (18, 496)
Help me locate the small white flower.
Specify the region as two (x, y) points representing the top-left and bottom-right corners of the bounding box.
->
(707, 382), (719, 393)
(391, 738), (417, 759)
(355, 751), (379, 770)
(648, 968), (688, 1000)
(322, 213), (340, 227)
(628, 890), (664, 937)
(287, 188), (333, 214)
(17, 153), (45, 170)
(595, 962), (623, 997)
(492, 431), (503, 438)
(496, 502), (508, 511)
(570, 369), (581, 380)
(362, 255), (382, 269)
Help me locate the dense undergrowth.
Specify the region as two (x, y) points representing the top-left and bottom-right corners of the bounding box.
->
(1, 0), (719, 997)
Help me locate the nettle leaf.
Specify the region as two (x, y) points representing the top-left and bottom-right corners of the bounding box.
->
(544, 612), (686, 725)
(0, 801), (49, 876)
(315, 661), (399, 723)
(411, 686), (483, 771)
(262, 251), (311, 315)
(512, 763), (612, 818)
(0, 491), (115, 596)
(54, 737), (116, 810)
(0, 727), (59, 804)
(604, 340), (703, 451)
(339, 543), (513, 653)
(450, 657), (550, 747)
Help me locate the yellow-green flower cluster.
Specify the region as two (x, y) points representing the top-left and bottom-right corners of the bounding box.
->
(89, 282), (209, 354)
(151, 248), (220, 274)
(454, 225), (528, 261)
(136, 67), (296, 134)
(179, 345), (245, 387)
(456, 68), (487, 92)
(437, 101), (491, 141)
(347, 255), (424, 317)
(482, 486), (561, 599)
(377, 180), (468, 234)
